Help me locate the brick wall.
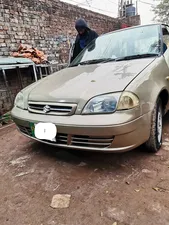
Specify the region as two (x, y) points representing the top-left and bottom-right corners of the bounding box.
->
(0, 0), (140, 63)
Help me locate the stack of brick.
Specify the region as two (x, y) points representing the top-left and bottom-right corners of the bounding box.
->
(12, 44), (47, 64)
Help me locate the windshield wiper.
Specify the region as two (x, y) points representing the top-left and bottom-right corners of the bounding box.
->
(70, 53), (158, 67)
(115, 53), (159, 62)
(79, 58), (116, 65)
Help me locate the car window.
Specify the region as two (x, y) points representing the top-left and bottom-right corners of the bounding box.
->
(163, 26), (169, 51)
(71, 25), (161, 66)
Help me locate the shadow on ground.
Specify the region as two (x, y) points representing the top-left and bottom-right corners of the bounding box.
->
(25, 112), (169, 171)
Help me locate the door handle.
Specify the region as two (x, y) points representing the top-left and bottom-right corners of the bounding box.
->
(166, 76), (169, 80)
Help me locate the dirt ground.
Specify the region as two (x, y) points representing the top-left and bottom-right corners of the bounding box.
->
(1, 116), (169, 225)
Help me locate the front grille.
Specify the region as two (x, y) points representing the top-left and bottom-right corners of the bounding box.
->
(71, 135), (114, 148)
(17, 125), (32, 136)
(17, 125), (114, 149)
(57, 134), (68, 144)
(28, 101), (77, 116)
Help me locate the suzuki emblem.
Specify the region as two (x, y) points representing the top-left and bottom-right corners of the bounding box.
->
(43, 105), (51, 113)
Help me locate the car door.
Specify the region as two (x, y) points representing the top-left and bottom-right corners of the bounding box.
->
(162, 25), (169, 110)
(163, 25), (169, 68)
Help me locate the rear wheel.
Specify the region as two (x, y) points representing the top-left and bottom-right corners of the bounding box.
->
(145, 98), (163, 153)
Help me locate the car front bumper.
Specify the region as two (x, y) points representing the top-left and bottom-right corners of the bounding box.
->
(11, 107), (151, 152)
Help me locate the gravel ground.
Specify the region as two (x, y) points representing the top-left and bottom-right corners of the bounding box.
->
(1, 115), (169, 225)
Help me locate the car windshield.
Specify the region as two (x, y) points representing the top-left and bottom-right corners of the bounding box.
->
(70, 25), (161, 66)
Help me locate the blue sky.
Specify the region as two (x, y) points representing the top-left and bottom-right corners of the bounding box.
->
(61, 0), (158, 25)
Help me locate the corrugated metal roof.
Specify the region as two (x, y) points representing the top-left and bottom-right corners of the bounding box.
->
(0, 57), (33, 65)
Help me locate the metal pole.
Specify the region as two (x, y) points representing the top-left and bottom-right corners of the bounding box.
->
(50, 64), (53, 74)
(39, 66), (43, 79)
(118, 0), (120, 17)
(121, 0), (124, 17)
(45, 66), (48, 76)
(1, 69), (13, 105)
(136, 0), (138, 15)
(32, 64), (38, 81)
(16, 66), (23, 89)
(124, 1), (126, 17)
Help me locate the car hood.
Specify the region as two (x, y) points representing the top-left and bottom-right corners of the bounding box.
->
(28, 58), (155, 103)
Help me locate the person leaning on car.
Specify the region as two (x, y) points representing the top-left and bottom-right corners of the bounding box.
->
(70, 18), (98, 62)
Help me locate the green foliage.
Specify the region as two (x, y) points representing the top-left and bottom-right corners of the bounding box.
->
(153, 0), (169, 24)
(0, 112), (12, 125)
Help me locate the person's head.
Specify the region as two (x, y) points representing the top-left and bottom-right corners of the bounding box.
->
(75, 18), (89, 35)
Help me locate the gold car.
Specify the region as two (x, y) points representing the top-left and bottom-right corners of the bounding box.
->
(12, 24), (169, 153)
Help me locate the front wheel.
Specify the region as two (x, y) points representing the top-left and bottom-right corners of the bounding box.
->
(145, 98), (163, 153)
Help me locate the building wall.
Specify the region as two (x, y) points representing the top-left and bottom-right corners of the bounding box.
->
(0, 0), (140, 63)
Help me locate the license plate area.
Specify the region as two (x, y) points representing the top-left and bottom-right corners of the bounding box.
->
(30, 122), (57, 142)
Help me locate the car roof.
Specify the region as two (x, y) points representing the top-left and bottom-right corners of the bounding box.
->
(103, 23), (165, 36)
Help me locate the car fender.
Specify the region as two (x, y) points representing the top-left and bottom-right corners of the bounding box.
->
(126, 56), (169, 115)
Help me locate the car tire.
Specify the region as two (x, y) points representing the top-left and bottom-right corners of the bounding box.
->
(145, 98), (163, 153)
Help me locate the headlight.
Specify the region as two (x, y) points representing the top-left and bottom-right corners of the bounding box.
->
(14, 92), (25, 109)
(82, 92), (139, 114)
(117, 92), (139, 110)
(82, 93), (121, 114)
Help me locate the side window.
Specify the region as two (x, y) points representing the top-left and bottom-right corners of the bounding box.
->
(162, 26), (169, 53)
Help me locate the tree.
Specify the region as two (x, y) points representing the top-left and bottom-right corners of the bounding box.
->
(153, 0), (169, 24)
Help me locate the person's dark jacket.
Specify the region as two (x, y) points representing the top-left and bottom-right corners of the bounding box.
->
(71, 19), (98, 62)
